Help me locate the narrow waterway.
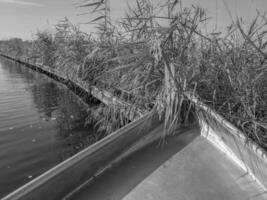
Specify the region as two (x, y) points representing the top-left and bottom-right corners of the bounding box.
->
(0, 58), (100, 198)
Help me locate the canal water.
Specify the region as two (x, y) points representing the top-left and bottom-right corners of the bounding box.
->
(0, 58), (100, 198)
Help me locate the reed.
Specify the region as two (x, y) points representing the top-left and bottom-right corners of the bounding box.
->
(80, 0), (266, 145)
(0, 0), (266, 149)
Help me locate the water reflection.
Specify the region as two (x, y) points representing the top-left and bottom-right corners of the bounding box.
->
(30, 79), (100, 160)
(0, 58), (101, 197)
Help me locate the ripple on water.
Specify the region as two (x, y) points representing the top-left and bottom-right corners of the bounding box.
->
(0, 58), (99, 198)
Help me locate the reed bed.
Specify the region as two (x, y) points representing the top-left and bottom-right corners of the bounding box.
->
(0, 0), (266, 149)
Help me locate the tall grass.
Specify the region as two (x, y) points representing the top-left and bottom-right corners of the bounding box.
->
(0, 0), (266, 148)
(83, 0), (266, 143)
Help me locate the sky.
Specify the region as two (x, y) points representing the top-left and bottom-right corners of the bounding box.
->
(0, 0), (266, 40)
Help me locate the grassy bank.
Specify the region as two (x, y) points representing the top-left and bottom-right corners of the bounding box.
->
(0, 0), (266, 149)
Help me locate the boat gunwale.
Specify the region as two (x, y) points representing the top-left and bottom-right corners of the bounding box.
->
(185, 91), (267, 162)
(1, 109), (155, 200)
(186, 91), (267, 190)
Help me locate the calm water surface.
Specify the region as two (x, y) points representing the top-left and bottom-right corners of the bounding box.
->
(0, 58), (99, 198)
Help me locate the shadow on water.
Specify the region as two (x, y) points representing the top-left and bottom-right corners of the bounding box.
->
(0, 58), (103, 198)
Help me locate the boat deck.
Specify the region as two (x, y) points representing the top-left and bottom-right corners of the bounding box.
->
(68, 126), (267, 200)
